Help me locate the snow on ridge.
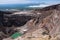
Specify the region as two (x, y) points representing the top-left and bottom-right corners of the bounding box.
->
(28, 3), (60, 8)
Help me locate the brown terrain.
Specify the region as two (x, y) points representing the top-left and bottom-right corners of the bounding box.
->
(0, 4), (60, 40)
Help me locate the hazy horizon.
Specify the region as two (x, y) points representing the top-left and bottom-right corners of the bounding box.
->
(0, 0), (60, 5)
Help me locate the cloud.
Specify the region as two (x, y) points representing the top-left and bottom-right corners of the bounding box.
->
(0, 0), (31, 4)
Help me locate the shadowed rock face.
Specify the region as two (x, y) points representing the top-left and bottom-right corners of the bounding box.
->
(0, 11), (36, 27)
(3, 15), (35, 27)
(0, 11), (12, 26)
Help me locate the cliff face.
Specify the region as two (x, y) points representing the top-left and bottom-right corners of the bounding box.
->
(35, 4), (60, 35)
(35, 4), (60, 37)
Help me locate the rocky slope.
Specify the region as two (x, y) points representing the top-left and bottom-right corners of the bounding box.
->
(0, 4), (60, 40)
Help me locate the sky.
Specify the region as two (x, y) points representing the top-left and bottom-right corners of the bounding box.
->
(0, 0), (60, 4)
